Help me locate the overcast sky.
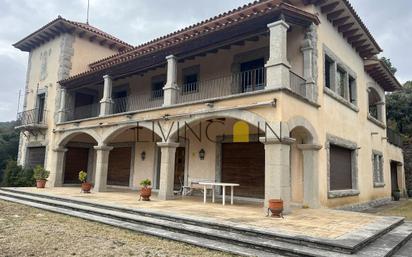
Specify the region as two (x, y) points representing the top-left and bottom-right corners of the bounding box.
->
(0, 0), (411, 122)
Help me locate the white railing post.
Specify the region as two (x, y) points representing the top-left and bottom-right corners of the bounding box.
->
(99, 75), (113, 116)
(163, 55), (178, 106)
(265, 20), (291, 90)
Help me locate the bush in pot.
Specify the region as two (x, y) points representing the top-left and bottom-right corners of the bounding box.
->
(392, 189), (401, 201)
(79, 170), (92, 193)
(33, 165), (50, 188)
(139, 179), (152, 201)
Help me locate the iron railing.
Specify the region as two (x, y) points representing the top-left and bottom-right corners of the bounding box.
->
(66, 103), (100, 121)
(387, 128), (403, 147)
(16, 108), (47, 126)
(112, 92), (163, 114)
(177, 67), (266, 104)
(290, 71), (307, 98)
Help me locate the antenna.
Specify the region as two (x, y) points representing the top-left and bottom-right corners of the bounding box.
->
(86, 0), (90, 24)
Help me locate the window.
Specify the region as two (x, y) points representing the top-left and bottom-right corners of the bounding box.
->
(349, 75), (356, 104)
(336, 67), (346, 98)
(372, 152), (384, 186)
(240, 58), (265, 92)
(36, 93), (45, 123)
(324, 56), (333, 89)
(330, 145), (353, 191)
(151, 75), (165, 99)
(182, 66), (199, 94)
(368, 87), (383, 121)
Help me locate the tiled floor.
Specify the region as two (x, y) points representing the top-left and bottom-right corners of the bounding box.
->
(17, 186), (381, 239)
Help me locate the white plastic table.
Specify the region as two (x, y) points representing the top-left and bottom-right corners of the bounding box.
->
(198, 182), (240, 205)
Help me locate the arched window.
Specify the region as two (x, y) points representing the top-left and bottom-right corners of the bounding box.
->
(368, 87), (383, 121)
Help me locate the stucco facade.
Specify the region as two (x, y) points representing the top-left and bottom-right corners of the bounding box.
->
(15, 1), (405, 212)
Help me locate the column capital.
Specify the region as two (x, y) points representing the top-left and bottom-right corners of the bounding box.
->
(52, 147), (68, 152)
(297, 144), (322, 151)
(267, 20), (290, 30)
(157, 142), (180, 148)
(165, 55), (176, 60)
(94, 145), (114, 151)
(103, 74), (112, 80)
(259, 137), (295, 145)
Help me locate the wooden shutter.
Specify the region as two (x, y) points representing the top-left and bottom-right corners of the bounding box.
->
(107, 147), (132, 186)
(26, 147), (46, 168)
(330, 145), (352, 190)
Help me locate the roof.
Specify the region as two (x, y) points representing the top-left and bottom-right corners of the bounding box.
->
(59, 0), (319, 85)
(13, 16), (133, 52)
(303, 0), (382, 58)
(364, 58), (403, 92)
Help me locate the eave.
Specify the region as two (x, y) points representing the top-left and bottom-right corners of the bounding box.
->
(364, 59), (403, 92)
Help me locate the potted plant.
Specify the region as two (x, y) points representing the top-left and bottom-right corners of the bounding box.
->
(33, 165), (50, 188)
(139, 179), (152, 201)
(392, 189), (401, 201)
(79, 170), (92, 193)
(407, 189), (412, 198)
(267, 199), (284, 218)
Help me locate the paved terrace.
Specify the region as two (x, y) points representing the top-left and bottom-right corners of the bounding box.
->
(14, 187), (384, 240)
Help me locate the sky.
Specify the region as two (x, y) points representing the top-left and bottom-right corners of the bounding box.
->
(0, 0), (411, 122)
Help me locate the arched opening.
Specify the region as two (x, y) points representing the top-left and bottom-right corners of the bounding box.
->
(368, 87), (383, 121)
(290, 126), (313, 204)
(171, 116), (266, 199)
(103, 125), (162, 189)
(61, 132), (98, 185)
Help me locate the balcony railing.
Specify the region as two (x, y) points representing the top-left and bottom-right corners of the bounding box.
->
(177, 67), (266, 104)
(387, 128), (403, 147)
(112, 91), (163, 114)
(66, 103), (100, 121)
(290, 71), (307, 98)
(16, 108), (47, 127)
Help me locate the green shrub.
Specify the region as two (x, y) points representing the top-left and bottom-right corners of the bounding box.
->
(1, 160), (35, 187)
(140, 178), (151, 188)
(33, 165), (50, 181)
(78, 170), (87, 183)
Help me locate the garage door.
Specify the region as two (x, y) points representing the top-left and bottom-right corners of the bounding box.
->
(107, 147), (132, 186)
(26, 147), (46, 169)
(221, 142), (264, 198)
(64, 147), (89, 184)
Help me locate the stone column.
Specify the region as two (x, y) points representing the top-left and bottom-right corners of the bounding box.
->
(99, 75), (113, 116)
(297, 144), (322, 208)
(301, 35), (316, 101)
(260, 137), (295, 214)
(49, 147), (67, 187)
(163, 55), (178, 106)
(157, 142), (179, 200)
(265, 20), (291, 89)
(93, 145), (113, 192)
(57, 87), (67, 123)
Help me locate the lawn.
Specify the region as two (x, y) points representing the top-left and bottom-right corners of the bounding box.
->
(0, 200), (234, 257)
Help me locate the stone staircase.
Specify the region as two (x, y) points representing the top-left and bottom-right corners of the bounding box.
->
(1, 187), (412, 257)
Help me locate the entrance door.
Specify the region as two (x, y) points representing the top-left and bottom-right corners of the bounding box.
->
(174, 147), (185, 191)
(64, 147), (89, 184)
(221, 142), (265, 198)
(391, 161), (399, 192)
(107, 147), (132, 186)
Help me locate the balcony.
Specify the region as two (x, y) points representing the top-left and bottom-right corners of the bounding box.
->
(16, 108), (48, 131)
(387, 128), (403, 148)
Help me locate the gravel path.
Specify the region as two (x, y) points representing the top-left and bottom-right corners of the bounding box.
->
(0, 200), (235, 257)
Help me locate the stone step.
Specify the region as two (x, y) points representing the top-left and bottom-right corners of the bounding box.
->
(0, 194), (279, 257)
(0, 190), (345, 257)
(0, 187), (404, 255)
(357, 222), (412, 257)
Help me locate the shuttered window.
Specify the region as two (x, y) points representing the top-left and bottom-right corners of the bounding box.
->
(330, 145), (353, 191)
(26, 147), (46, 169)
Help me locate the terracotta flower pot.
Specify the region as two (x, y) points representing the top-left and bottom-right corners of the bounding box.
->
(81, 182), (93, 193)
(36, 179), (47, 188)
(140, 187), (152, 201)
(268, 199), (284, 218)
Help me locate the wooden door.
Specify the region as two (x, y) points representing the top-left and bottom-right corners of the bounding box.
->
(64, 147), (89, 184)
(174, 147), (185, 190)
(391, 161), (399, 191)
(221, 142), (264, 198)
(107, 147), (132, 186)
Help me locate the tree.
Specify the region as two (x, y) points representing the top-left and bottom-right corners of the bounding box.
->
(380, 57), (397, 75)
(0, 121), (19, 181)
(386, 81), (412, 136)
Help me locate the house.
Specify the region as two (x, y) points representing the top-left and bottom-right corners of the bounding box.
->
(14, 0), (405, 212)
